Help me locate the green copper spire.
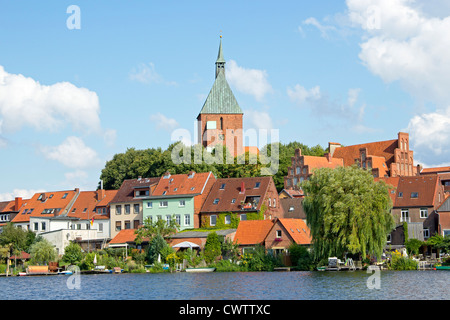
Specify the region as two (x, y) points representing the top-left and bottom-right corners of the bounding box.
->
(215, 36), (226, 78)
(199, 37), (243, 115)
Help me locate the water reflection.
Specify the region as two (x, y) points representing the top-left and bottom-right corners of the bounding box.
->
(0, 270), (448, 300)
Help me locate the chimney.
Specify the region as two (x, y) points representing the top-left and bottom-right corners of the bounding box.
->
(97, 189), (106, 201)
(328, 142), (341, 157)
(14, 197), (23, 211)
(240, 181), (245, 194)
(325, 153), (332, 163)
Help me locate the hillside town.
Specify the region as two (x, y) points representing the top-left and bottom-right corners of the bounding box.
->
(1, 39), (449, 273)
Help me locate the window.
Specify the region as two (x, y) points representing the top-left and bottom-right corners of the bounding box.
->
(213, 198), (220, 205)
(86, 223), (90, 230)
(134, 220), (140, 229)
(268, 198), (272, 207)
(240, 214), (247, 221)
(411, 192), (419, 198)
(423, 228), (430, 239)
(289, 206), (294, 212)
(206, 121), (217, 130)
(220, 183), (226, 190)
(125, 220), (131, 229)
(41, 222), (46, 231)
(420, 208), (428, 218)
(159, 201), (168, 208)
(296, 167), (300, 174)
(62, 193), (68, 199)
(254, 182), (261, 188)
(276, 230), (282, 239)
(98, 223), (103, 232)
(387, 234), (391, 243)
(34, 222), (39, 231)
(125, 204), (130, 214)
(231, 198), (236, 204)
(210, 215), (217, 226)
(398, 192), (403, 198)
(225, 215), (231, 225)
(163, 191), (167, 195)
(179, 200), (185, 207)
(146, 202), (153, 209)
(184, 214), (190, 226)
(157, 215), (162, 221)
(273, 199), (276, 208)
(166, 215), (172, 224)
(134, 204), (140, 214)
(115, 221), (121, 231)
(116, 205), (122, 215)
(77, 224), (81, 230)
(401, 209), (409, 223)
(175, 215), (181, 225)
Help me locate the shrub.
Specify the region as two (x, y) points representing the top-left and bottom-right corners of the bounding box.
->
(389, 251), (418, 270)
(204, 232), (222, 263)
(62, 242), (83, 265)
(289, 244), (315, 271)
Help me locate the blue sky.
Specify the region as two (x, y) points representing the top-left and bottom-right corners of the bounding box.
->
(1, 0), (450, 199)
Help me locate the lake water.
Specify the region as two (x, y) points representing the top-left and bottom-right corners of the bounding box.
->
(0, 270), (448, 300)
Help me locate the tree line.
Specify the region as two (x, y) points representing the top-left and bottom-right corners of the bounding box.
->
(99, 141), (327, 191)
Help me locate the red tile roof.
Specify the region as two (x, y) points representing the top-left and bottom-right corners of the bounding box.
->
(201, 176), (274, 213)
(302, 154), (343, 170)
(375, 176), (400, 204)
(110, 177), (161, 204)
(11, 190), (78, 223)
(394, 175), (441, 208)
(67, 190), (117, 220)
(438, 212), (450, 233)
(332, 139), (397, 167)
(277, 219), (311, 245)
(152, 172), (214, 197)
(421, 166), (450, 174)
(234, 219), (274, 245)
(109, 229), (140, 244)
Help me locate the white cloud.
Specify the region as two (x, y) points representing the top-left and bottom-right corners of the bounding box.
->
(226, 60), (273, 102)
(150, 113), (180, 132)
(129, 62), (176, 86)
(41, 136), (100, 169)
(0, 66), (101, 135)
(347, 0), (450, 106)
(244, 109), (274, 131)
(0, 189), (45, 201)
(103, 129), (117, 147)
(345, 0), (450, 163)
(303, 17), (337, 38)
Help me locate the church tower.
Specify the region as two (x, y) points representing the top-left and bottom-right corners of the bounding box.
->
(197, 37), (244, 157)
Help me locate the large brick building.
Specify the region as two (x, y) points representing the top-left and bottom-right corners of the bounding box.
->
(197, 37), (244, 157)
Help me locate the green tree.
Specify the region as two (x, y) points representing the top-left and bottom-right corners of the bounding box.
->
(204, 232), (222, 263)
(301, 166), (395, 261)
(146, 234), (169, 264)
(135, 217), (179, 245)
(288, 243), (315, 270)
(29, 238), (57, 265)
(62, 242), (83, 265)
(405, 238), (423, 256)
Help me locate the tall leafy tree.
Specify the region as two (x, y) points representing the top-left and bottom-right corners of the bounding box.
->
(301, 166), (395, 261)
(29, 238), (57, 265)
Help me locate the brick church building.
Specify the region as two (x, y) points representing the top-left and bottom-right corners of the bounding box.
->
(197, 37), (244, 157)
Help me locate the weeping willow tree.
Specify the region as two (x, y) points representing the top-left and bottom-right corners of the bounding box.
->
(301, 166), (395, 261)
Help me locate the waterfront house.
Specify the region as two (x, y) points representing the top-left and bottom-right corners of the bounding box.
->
(109, 177), (161, 239)
(234, 218), (311, 264)
(420, 166), (450, 194)
(388, 175), (445, 247)
(436, 196), (450, 237)
(200, 176), (284, 228)
(0, 197), (26, 232)
(142, 171), (216, 230)
(26, 189), (117, 255)
(11, 189), (79, 231)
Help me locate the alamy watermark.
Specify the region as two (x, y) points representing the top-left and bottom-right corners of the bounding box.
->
(66, 265), (81, 290)
(66, 5), (81, 30)
(366, 265), (381, 290)
(170, 124), (280, 176)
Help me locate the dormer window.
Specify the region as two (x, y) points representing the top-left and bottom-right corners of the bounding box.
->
(62, 193), (68, 199)
(411, 192), (419, 198)
(220, 183), (226, 190)
(213, 198), (220, 205)
(254, 182), (261, 188)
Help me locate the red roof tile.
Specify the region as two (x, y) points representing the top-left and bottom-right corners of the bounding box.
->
(421, 166), (450, 174)
(109, 229), (140, 244)
(394, 175), (441, 208)
(234, 219), (274, 245)
(110, 177), (161, 204)
(277, 219), (311, 245)
(333, 139), (397, 167)
(152, 172), (214, 197)
(11, 190), (78, 223)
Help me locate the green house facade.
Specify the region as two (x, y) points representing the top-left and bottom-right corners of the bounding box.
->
(142, 195), (196, 231)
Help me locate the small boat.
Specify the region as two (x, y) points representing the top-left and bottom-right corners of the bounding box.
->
(18, 272), (27, 276)
(185, 267), (215, 273)
(58, 270), (73, 275)
(317, 266), (326, 271)
(434, 265), (450, 270)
